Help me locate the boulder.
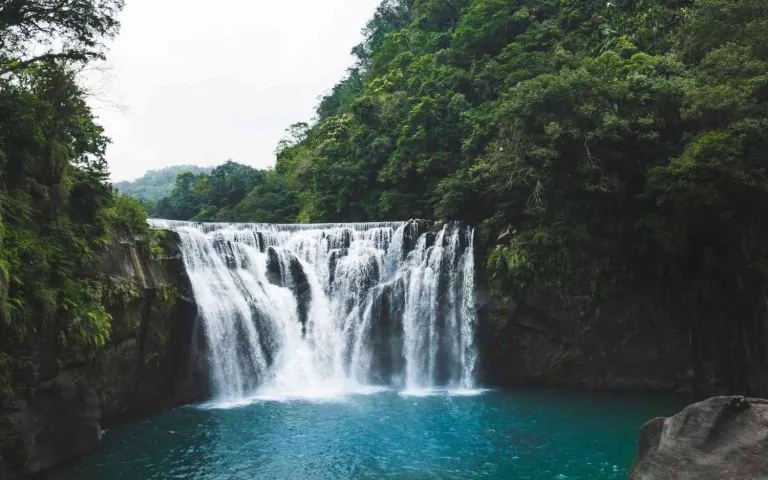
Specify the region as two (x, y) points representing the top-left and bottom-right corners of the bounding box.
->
(629, 396), (768, 480)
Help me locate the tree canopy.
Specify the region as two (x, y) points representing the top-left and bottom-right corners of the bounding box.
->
(151, 161), (267, 221)
(108, 0), (768, 390)
(0, 0), (124, 76)
(148, 1), (768, 308)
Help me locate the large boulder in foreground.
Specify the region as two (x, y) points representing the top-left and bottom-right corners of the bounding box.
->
(629, 396), (768, 480)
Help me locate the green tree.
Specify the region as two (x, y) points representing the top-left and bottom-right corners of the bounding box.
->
(0, 0), (124, 75)
(150, 161), (267, 221)
(0, 0), (150, 401)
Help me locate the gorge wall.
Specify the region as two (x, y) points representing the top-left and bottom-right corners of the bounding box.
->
(476, 272), (768, 397)
(477, 288), (692, 392)
(0, 231), (206, 478)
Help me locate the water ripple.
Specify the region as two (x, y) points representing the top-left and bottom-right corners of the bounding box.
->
(48, 389), (691, 480)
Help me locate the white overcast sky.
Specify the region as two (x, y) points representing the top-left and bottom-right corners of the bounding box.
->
(90, 0), (381, 181)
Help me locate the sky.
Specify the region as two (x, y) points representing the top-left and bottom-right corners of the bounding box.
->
(89, 0), (381, 182)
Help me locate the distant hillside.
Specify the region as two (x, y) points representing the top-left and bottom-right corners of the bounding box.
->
(114, 165), (213, 201)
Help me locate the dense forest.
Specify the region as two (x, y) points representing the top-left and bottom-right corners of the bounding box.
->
(149, 161), (271, 221)
(144, 0), (768, 389)
(113, 165), (212, 202)
(0, 0), (153, 400)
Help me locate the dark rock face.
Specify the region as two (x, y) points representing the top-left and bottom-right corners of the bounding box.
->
(266, 247), (283, 286)
(3, 379), (102, 475)
(476, 286), (694, 393)
(93, 231), (208, 426)
(327, 248), (349, 289)
(629, 396), (768, 480)
(400, 219), (432, 256)
(475, 277), (768, 395)
(327, 228), (353, 249)
(265, 247), (312, 335)
(474, 228), (768, 396)
(368, 278), (406, 385)
(213, 237), (249, 269)
(423, 231), (437, 249)
(0, 231), (205, 477)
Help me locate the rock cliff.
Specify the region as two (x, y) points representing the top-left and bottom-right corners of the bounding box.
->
(475, 275), (766, 396)
(0, 230), (206, 478)
(476, 287), (693, 392)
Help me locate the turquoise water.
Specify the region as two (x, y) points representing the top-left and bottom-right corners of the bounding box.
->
(48, 389), (689, 480)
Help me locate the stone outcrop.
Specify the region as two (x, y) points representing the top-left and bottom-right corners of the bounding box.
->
(629, 396), (768, 480)
(0, 378), (102, 475)
(93, 230), (208, 425)
(368, 278), (406, 384)
(0, 230), (206, 478)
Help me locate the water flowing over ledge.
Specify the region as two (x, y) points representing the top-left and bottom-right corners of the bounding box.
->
(148, 219), (478, 405)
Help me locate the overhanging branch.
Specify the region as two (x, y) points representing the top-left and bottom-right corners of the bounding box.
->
(0, 51), (89, 76)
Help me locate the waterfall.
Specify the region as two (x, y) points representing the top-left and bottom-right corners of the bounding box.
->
(149, 219), (478, 400)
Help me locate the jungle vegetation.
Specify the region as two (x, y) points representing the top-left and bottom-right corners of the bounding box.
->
(0, 0), (154, 400)
(154, 0), (768, 306)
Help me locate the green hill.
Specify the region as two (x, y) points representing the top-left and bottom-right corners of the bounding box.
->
(114, 165), (212, 201)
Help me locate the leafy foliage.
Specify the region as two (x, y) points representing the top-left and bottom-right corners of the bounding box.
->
(148, 1), (768, 317)
(0, 0), (124, 75)
(68, 0), (768, 392)
(0, 0), (163, 402)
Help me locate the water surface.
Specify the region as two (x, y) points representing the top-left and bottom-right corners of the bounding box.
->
(49, 388), (689, 480)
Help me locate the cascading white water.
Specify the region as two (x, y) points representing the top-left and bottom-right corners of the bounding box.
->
(149, 219), (478, 400)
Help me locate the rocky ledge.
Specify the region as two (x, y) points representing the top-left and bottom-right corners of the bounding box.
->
(629, 396), (768, 480)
